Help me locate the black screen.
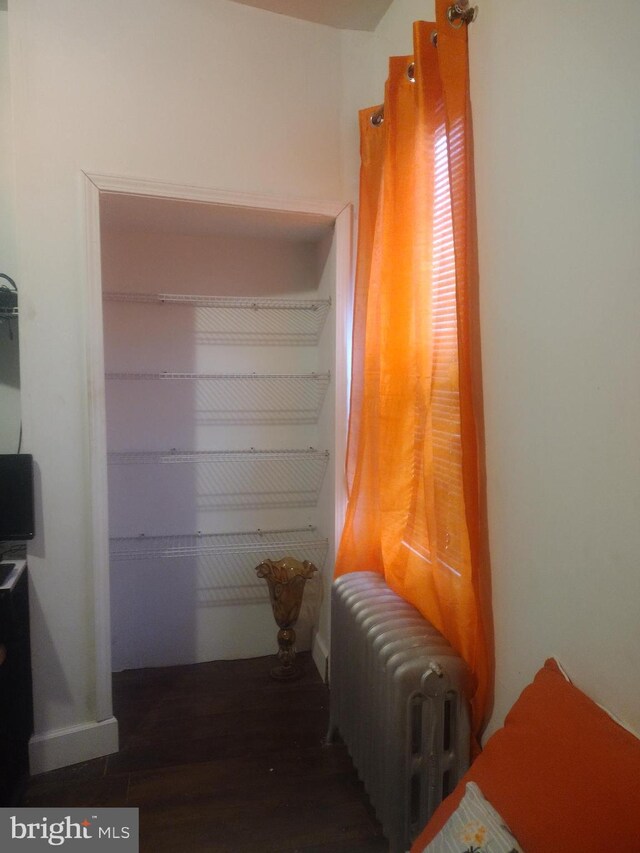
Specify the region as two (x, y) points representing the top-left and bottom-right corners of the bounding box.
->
(0, 454), (35, 541)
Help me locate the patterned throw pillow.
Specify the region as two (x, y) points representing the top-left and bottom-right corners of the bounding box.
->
(419, 782), (524, 853)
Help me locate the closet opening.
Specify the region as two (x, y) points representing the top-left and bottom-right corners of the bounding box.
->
(84, 174), (351, 724)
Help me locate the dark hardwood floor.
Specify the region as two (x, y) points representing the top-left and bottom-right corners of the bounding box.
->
(21, 653), (388, 853)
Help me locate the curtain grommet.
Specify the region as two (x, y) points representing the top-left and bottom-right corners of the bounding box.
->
(447, 2), (478, 28)
(407, 62), (416, 83)
(370, 109), (384, 127)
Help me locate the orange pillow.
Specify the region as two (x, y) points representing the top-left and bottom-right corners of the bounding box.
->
(411, 658), (640, 852)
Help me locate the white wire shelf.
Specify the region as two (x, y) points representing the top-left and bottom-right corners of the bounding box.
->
(109, 526), (327, 560)
(107, 448), (330, 464)
(107, 448), (330, 510)
(105, 371), (330, 380)
(105, 372), (331, 424)
(109, 527), (328, 608)
(103, 292), (331, 346)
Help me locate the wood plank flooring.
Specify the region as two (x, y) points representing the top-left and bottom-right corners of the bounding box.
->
(21, 653), (388, 853)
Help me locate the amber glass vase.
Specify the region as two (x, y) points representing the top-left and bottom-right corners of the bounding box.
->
(255, 557), (318, 680)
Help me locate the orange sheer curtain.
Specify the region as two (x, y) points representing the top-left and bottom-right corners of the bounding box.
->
(335, 3), (493, 745)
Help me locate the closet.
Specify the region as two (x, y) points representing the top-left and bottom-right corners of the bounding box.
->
(99, 191), (347, 672)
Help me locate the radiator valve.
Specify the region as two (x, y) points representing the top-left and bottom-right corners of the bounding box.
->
(427, 661), (444, 678)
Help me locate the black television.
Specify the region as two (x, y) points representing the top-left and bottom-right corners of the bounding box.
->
(0, 454), (35, 541)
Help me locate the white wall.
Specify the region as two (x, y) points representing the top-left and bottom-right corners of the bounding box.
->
(0, 11), (14, 271)
(470, 0), (640, 737)
(341, 0), (640, 738)
(8, 0), (343, 767)
(0, 10), (20, 453)
(339, 0), (429, 205)
(0, 324), (20, 453)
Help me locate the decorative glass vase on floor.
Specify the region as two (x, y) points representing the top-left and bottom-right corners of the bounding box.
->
(255, 557), (318, 680)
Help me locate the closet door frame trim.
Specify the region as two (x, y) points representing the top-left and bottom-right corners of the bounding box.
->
(83, 171), (351, 721)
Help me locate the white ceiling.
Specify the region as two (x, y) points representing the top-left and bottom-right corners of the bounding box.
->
(226, 0), (394, 31)
(100, 192), (335, 242)
(0, 0), (393, 29)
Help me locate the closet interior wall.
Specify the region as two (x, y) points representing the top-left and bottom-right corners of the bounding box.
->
(100, 196), (337, 671)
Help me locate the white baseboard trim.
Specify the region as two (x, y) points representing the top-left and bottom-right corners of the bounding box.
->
(29, 717), (119, 775)
(312, 632), (329, 683)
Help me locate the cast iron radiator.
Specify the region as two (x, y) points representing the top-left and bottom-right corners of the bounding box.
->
(325, 571), (471, 853)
